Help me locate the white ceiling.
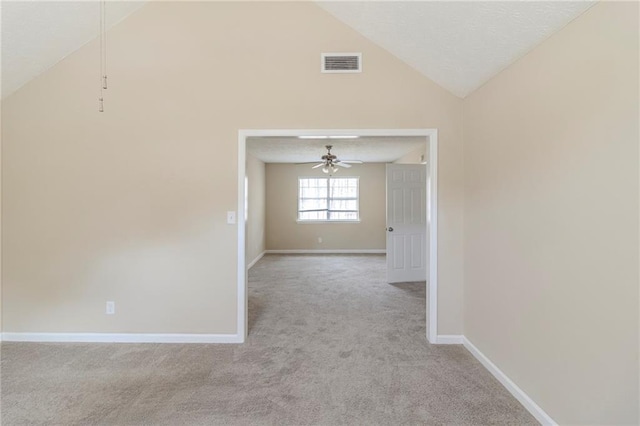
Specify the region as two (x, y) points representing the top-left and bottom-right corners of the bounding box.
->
(247, 136), (426, 163)
(1, 1), (595, 100)
(317, 1), (595, 97)
(1, 1), (146, 98)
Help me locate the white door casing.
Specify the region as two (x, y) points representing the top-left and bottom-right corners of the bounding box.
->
(386, 164), (427, 283)
(238, 129), (438, 343)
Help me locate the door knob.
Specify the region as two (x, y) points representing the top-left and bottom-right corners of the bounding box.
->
(388, 227), (394, 232)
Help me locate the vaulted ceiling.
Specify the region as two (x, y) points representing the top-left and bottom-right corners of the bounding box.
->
(1, 1), (595, 99)
(318, 1), (595, 97)
(1, 1), (146, 98)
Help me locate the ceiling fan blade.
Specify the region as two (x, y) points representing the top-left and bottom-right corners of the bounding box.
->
(335, 162), (352, 168)
(339, 160), (363, 164)
(311, 163), (325, 169)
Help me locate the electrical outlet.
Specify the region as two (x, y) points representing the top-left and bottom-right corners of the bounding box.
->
(106, 301), (115, 315)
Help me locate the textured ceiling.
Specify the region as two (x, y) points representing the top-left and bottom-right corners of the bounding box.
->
(1, 1), (146, 98)
(1, 1), (595, 100)
(247, 136), (426, 163)
(317, 1), (595, 97)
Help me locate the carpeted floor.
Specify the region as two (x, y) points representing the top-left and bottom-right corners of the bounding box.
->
(1, 254), (536, 425)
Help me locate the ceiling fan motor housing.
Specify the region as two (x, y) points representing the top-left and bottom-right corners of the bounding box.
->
(311, 144), (360, 173)
(322, 145), (337, 163)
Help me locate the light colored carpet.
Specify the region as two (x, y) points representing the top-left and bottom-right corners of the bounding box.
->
(1, 254), (537, 425)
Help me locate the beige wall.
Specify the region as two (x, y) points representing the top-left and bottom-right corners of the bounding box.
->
(246, 153), (266, 266)
(0, 95), (2, 335)
(463, 2), (639, 424)
(1, 1), (464, 335)
(265, 163), (385, 250)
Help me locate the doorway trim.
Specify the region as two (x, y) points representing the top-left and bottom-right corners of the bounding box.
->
(237, 128), (438, 343)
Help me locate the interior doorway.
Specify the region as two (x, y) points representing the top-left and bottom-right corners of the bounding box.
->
(237, 129), (438, 343)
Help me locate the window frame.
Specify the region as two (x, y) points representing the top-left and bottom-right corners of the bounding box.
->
(297, 176), (360, 223)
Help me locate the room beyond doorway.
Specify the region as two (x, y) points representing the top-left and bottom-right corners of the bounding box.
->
(237, 129), (438, 343)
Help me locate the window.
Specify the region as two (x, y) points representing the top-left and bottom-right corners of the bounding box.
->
(298, 177), (359, 221)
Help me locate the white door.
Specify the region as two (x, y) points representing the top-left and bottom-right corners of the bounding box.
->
(386, 164), (427, 283)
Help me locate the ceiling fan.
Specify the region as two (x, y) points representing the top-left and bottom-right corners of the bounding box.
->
(309, 145), (363, 174)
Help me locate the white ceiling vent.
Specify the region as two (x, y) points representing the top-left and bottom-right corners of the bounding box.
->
(321, 53), (362, 73)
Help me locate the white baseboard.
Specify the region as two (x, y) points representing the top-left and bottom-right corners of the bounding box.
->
(1, 333), (244, 344)
(463, 337), (556, 425)
(265, 249), (386, 254)
(247, 251), (265, 270)
(435, 334), (464, 344)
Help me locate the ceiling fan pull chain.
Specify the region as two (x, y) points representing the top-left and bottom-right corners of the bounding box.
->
(98, 0), (107, 111)
(102, 0), (107, 90)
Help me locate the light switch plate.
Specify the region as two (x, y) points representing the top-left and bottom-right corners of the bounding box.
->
(227, 211), (236, 224)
